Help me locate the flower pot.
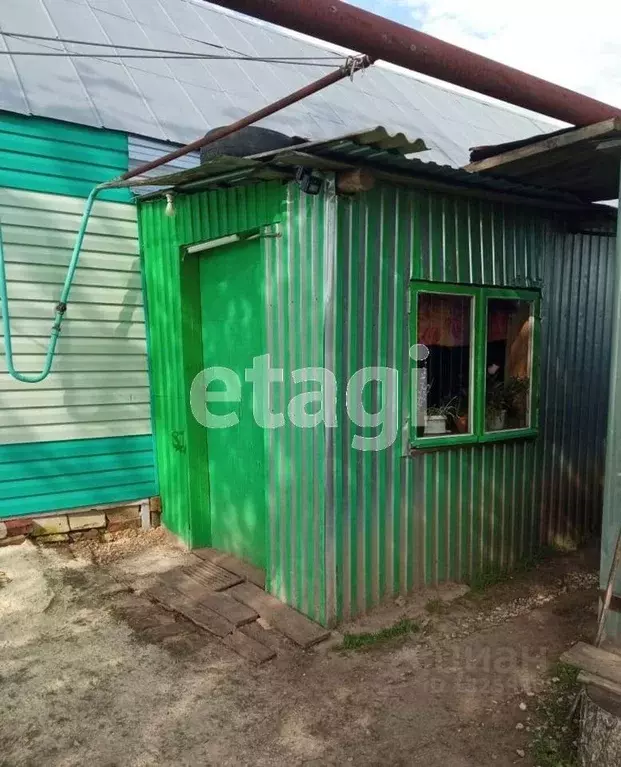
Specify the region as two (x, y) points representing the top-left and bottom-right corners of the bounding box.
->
(454, 414), (469, 434)
(424, 414), (447, 435)
(486, 409), (507, 431)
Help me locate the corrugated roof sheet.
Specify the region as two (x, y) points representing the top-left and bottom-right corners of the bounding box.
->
(130, 127), (615, 214)
(0, 0), (560, 168)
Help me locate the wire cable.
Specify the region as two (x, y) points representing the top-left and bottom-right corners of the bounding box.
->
(0, 51), (340, 66)
(1, 31), (345, 62)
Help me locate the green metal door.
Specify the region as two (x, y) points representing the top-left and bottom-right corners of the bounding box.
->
(199, 238), (267, 569)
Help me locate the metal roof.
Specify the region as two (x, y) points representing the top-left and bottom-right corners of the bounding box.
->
(130, 127), (615, 215)
(0, 0), (560, 168)
(466, 118), (621, 202)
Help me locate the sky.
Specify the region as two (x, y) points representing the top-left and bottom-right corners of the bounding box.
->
(347, 0), (621, 108)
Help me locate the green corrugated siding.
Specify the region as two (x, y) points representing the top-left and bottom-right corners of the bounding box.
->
(138, 182), (286, 547)
(330, 184), (615, 623)
(0, 111), (130, 202)
(263, 185), (332, 624)
(139, 178), (614, 627)
(139, 181), (331, 624)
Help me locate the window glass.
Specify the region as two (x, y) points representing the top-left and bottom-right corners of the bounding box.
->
(485, 298), (533, 432)
(417, 292), (473, 437)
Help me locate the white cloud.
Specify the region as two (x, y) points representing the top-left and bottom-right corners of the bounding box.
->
(401, 0), (621, 108)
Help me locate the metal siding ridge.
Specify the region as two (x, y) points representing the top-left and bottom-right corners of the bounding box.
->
(323, 180), (338, 624)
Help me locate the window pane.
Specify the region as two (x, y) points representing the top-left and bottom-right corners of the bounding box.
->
(485, 298), (533, 432)
(417, 292), (473, 437)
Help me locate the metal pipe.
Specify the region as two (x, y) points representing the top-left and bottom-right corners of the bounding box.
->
(206, 0), (621, 127)
(120, 54), (372, 182)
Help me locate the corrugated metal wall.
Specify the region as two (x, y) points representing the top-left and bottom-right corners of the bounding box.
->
(329, 185), (615, 623)
(139, 178), (615, 627)
(139, 181), (332, 624)
(138, 182), (285, 545)
(262, 183), (336, 625)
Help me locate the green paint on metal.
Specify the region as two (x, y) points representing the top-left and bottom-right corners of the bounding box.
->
(0, 111), (130, 202)
(199, 237), (267, 569)
(139, 174), (614, 628)
(0, 434), (156, 518)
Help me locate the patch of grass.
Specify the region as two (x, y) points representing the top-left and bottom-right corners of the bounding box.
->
(466, 550), (552, 594)
(530, 662), (580, 767)
(340, 618), (418, 651)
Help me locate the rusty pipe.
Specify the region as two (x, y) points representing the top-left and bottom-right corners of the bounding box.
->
(205, 0), (621, 127)
(120, 54), (372, 182)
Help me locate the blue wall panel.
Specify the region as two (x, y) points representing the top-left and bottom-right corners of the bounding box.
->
(0, 435), (157, 518)
(0, 111), (130, 202)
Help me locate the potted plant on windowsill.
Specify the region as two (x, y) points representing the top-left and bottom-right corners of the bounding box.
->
(425, 398), (458, 435)
(485, 376), (530, 431)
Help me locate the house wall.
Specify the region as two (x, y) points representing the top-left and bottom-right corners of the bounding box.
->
(0, 113), (156, 518)
(328, 184), (615, 623)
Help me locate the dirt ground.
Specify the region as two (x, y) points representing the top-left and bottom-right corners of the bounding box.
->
(0, 530), (598, 767)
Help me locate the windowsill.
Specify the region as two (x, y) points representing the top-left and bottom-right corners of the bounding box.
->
(410, 427), (538, 454)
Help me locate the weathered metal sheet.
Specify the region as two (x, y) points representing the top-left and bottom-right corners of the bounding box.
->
(329, 184), (615, 623)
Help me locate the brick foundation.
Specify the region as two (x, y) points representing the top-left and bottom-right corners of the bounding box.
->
(0, 497), (161, 547)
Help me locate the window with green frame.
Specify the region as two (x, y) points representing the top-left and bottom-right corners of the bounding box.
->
(410, 281), (541, 448)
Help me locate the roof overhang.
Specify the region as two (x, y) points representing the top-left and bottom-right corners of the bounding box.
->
(465, 118), (621, 202)
(129, 126), (617, 216)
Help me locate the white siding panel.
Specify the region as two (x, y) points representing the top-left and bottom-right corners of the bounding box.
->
(0, 188), (151, 445)
(0, 421), (152, 444)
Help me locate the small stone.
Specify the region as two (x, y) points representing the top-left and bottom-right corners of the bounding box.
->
(551, 676), (560, 683)
(516, 723), (524, 730)
(395, 596), (406, 607)
(519, 702), (527, 711)
(516, 749), (525, 758)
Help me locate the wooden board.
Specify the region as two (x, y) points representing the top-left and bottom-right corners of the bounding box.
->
(228, 581), (330, 648)
(561, 642), (621, 687)
(579, 671), (621, 699)
(146, 582), (235, 638)
(221, 627), (276, 664)
(159, 569), (257, 626)
(181, 560), (242, 592)
(194, 548), (266, 589)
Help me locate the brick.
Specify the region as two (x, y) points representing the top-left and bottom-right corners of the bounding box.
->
(69, 529), (101, 542)
(68, 511), (106, 531)
(0, 519), (33, 539)
(0, 534), (26, 547)
(150, 511), (161, 529)
(106, 506), (140, 523)
(149, 496), (161, 513)
(36, 533), (70, 544)
(31, 516), (69, 536)
(107, 517), (141, 533)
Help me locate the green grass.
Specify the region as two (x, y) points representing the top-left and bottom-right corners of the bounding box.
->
(466, 549), (556, 594)
(339, 618), (419, 651)
(530, 662), (580, 767)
